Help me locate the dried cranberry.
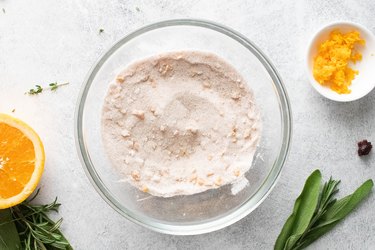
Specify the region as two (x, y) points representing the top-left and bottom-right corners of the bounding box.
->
(357, 140), (372, 156)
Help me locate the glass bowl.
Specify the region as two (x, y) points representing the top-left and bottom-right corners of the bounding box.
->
(75, 19), (291, 235)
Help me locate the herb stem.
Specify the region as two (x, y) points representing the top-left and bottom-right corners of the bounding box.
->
(26, 82), (69, 95)
(6, 191), (73, 249)
(51, 82), (69, 88)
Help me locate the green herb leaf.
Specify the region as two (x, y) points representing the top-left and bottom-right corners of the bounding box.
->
(0, 209), (21, 250)
(9, 190), (73, 249)
(291, 221), (337, 250)
(283, 177), (340, 250)
(274, 170), (322, 250)
(275, 170), (373, 250)
(291, 180), (373, 250)
(321, 179), (373, 223)
(49, 82), (59, 91)
(27, 85), (43, 95)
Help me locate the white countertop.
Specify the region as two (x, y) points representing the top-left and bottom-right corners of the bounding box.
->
(0, 0), (374, 249)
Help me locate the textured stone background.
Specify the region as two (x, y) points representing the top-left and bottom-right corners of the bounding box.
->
(0, 0), (374, 249)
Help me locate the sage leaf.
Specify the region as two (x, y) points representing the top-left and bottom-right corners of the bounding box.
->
(297, 179), (373, 250)
(274, 170), (322, 250)
(274, 171), (373, 250)
(293, 221), (338, 249)
(321, 179), (373, 224)
(0, 209), (21, 250)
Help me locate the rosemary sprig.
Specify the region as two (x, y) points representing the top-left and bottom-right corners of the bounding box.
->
(26, 82), (69, 95)
(275, 170), (373, 250)
(0, 189), (73, 250)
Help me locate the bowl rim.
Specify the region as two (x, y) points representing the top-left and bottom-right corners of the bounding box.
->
(306, 21), (375, 102)
(75, 18), (292, 235)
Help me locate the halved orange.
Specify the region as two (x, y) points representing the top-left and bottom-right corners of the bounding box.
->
(0, 114), (45, 209)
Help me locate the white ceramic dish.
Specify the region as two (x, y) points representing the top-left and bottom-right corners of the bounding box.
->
(306, 21), (375, 102)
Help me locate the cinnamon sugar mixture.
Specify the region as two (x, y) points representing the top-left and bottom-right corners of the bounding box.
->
(102, 51), (261, 197)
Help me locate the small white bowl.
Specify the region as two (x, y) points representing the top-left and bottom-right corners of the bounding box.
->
(306, 21), (375, 102)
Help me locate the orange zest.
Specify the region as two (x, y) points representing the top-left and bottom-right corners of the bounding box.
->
(0, 114), (45, 209)
(313, 30), (365, 94)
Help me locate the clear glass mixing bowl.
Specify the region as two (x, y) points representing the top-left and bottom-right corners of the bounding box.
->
(75, 19), (291, 235)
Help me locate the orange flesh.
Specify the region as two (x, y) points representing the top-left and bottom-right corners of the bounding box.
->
(0, 123), (35, 199)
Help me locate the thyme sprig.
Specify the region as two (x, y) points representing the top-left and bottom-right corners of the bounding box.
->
(26, 82), (69, 95)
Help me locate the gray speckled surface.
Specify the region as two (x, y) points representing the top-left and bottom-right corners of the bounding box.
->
(0, 0), (374, 249)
